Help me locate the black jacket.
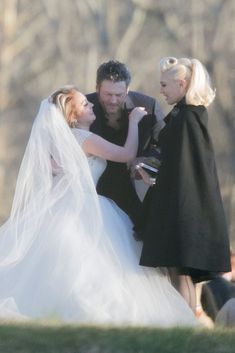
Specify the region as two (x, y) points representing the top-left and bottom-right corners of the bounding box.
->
(140, 99), (231, 280)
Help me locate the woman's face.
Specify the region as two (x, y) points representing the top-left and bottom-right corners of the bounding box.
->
(71, 91), (95, 128)
(160, 71), (187, 105)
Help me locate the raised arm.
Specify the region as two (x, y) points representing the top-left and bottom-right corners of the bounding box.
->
(82, 107), (147, 162)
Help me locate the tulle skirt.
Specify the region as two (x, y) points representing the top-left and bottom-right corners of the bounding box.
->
(0, 193), (196, 327)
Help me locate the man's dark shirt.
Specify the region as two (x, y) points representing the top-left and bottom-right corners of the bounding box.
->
(86, 91), (162, 227)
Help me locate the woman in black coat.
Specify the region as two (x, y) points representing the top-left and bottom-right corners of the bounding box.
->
(136, 57), (231, 313)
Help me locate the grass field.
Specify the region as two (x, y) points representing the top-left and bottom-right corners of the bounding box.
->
(0, 321), (235, 353)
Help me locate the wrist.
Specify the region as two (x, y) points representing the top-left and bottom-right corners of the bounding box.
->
(129, 119), (139, 126)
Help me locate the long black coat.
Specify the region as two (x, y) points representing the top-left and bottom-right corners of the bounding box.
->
(139, 99), (231, 281)
(87, 91), (164, 227)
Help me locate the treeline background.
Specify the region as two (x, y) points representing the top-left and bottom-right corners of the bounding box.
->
(0, 0), (235, 247)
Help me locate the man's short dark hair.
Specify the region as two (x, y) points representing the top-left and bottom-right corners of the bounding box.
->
(96, 60), (131, 87)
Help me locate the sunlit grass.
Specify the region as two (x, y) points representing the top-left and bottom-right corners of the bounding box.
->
(0, 320), (235, 353)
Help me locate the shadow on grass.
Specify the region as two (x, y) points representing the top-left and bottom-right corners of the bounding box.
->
(0, 321), (235, 353)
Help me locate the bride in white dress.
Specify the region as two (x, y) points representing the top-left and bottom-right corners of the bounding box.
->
(0, 86), (196, 326)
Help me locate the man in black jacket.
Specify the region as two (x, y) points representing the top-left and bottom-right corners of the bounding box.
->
(87, 60), (164, 228)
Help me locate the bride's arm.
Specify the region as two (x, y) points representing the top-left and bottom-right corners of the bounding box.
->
(82, 107), (147, 163)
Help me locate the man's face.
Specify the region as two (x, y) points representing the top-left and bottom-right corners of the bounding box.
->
(96, 80), (129, 116)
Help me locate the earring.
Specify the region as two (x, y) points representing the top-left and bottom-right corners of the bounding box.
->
(70, 120), (76, 128)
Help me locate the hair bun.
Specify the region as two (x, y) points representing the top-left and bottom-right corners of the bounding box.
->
(160, 57), (178, 72)
(167, 57), (178, 65)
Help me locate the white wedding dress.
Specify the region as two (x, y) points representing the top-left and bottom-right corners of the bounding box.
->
(0, 113), (197, 326)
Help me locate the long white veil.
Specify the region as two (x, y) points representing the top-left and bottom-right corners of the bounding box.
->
(0, 98), (102, 268)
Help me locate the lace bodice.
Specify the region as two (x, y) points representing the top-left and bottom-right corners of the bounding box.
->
(72, 128), (107, 186)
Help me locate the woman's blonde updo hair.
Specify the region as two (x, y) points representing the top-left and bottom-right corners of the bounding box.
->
(159, 57), (215, 107)
(50, 85), (79, 127)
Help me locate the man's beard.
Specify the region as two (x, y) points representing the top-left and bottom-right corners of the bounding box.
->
(101, 103), (122, 117)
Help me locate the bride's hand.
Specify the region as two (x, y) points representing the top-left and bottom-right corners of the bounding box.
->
(129, 107), (147, 124)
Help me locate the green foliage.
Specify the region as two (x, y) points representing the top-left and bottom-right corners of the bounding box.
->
(0, 322), (235, 353)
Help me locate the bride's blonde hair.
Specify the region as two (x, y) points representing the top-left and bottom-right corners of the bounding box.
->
(159, 57), (215, 107)
(50, 85), (79, 127)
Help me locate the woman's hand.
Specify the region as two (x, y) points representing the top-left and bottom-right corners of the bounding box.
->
(129, 107), (147, 124)
(130, 157), (146, 179)
(135, 165), (156, 186)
